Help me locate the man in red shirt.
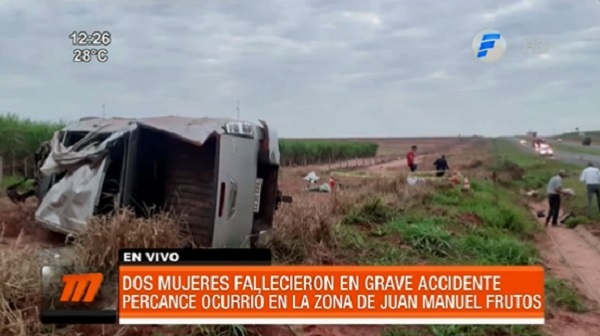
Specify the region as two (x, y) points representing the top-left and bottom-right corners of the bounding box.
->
(406, 145), (418, 172)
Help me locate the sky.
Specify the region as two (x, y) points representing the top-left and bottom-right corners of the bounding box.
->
(0, 0), (599, 138)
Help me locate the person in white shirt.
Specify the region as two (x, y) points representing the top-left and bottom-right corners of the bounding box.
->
(546, 170), (569, 227)
(580, 162), (600, 216)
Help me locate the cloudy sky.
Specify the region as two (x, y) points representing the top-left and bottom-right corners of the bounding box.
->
(0, 0), (598, 137)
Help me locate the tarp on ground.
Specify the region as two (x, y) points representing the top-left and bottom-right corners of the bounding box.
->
(304, 171), (320, 183)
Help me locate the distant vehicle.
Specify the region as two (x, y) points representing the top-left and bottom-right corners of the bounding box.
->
(519, 139), (527, 145)
(532, 138), (543, 151)
(583, 137), (592, 146)
(557, 138), (563, 142)
(538, 143), (553, 156)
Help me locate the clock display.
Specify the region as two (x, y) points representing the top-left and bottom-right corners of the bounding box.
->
(69, 31), (112, 47)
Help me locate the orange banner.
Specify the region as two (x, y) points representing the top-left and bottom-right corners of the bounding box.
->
(117, 265), (544, 325)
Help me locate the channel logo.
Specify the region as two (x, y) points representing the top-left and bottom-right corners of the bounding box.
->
(472, 29), (506, 63)
(59, 273), (104, 303)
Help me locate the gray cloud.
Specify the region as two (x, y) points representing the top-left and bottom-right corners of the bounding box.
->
(1, 0), (599, 137)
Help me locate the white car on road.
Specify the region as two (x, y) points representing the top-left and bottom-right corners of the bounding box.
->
(538, 143), (553, 156)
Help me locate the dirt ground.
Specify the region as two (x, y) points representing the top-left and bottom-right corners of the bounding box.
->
(253, 139), (478, 336)
(0, 137), (468, 336)
(5, 137), (597, 336)
(1, 138), (456, 250)
(529, 202), (600, 335)
(0, 197), (63, 249)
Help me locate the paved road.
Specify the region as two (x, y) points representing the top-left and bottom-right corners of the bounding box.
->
(507, 137), (600, 167)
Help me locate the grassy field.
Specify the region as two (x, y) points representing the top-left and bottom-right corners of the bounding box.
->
(495, 140), (600, 225)
(554, 131), (600, 144)
(264, 138), (593, 336)
(337, 139), (589, 336)
(551, 142), (600, 156)
(1, 135), (596, 335)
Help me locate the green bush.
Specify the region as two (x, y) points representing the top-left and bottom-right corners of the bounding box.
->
(0, 113), (63, 161)
(401, 222), (454, 257)
(343, 197), (395, 225)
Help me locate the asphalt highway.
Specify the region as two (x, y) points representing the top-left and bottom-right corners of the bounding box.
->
(507, 137), (600, 167)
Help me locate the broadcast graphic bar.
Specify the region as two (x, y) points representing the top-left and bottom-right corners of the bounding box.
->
(117, 265), (545, 325)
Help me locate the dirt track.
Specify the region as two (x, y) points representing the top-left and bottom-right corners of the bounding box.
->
(530, 203), (600, 335)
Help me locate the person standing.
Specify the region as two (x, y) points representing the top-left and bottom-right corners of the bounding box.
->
(406, 145), (418, 172)
(580, 162), (600, 216)
(433, 155), (450, 177)
(546, 170), (569, 227)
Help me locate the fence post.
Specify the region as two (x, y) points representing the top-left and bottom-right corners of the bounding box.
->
(0, 156), (3, 182)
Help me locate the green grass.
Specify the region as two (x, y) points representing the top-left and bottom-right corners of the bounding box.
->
(551, 142), (600, 156)
(0, 175), (34, 196)
(554, 131), (600, 143)
(495, 139), (600, 223)
(545, 278), (587, 313)
(339, 139), (590, 336)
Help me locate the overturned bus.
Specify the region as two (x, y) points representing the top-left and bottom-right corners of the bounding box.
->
(33, 116), (292, 248)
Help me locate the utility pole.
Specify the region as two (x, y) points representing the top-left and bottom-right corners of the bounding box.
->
(102, 104), (106, 117)
(236, 100), (240, 119)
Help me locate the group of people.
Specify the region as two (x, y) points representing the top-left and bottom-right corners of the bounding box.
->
(404, 144), (600, 227)
(405, 145), (450, 177)
(545, 162), (600, 227)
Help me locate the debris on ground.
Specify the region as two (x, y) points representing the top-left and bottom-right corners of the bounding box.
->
(305, 183), (331, 193)
(524, 189), (539, 197)
(560, 213), (574, 224)
(406, 176), (424, 185)
(461, 178), (471, 192)
(304, 171), (320, 184)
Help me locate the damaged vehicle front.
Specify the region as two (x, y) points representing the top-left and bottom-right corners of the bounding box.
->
(32, 116), (292, 249)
